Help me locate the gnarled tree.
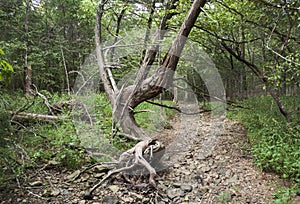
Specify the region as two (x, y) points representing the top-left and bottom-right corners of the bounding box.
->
(84, 0), (207, 198)
(96, 0), (207, 140)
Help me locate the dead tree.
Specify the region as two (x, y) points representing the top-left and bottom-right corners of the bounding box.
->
(85, 0), (207, 198)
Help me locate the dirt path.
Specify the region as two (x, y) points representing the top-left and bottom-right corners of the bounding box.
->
(0, 113), (296, 203)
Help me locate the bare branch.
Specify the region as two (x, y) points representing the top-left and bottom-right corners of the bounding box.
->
(95, 0), (116, 104)
(145, 100), (210, 115)
(265, 23), (300, 66)
(61, 47), (70, 96)
(10, 111), (67, 122)
(32, 84), (61, 115)
(84, 139), (163, 199)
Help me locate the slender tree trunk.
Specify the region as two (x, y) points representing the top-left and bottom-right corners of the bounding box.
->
(24, 66), (32, 95)
(239, 19), (247, 99)
(61, 48), (70, 95)
(110, 9), (126, 61)
(24, 0), (32, 95)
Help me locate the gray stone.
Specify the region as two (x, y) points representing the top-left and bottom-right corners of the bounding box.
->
(29, 180), (43, 186)
(60, 189), (70, 195)
(102, 195), (118, 204)
(224, 175), (239, 185)
(94, 173), (105, 178)
(108, 185), (119, 193)
(172, 182), (181, 188)
(180, 184), (193, 192)
(50, 188), (60, 197)
(201, 166), (211, 172)
(167, 188), (181, 199)
(78, 200), (86, 204)
(94, 165), (108, 173)
(122, 197), (134, 202)
(65, 170), (80, 181)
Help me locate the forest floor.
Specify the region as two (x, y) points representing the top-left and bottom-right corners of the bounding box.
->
(1, 112), (299, 204)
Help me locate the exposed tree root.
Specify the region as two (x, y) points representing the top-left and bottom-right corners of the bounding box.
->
(83, 139), (165, 200)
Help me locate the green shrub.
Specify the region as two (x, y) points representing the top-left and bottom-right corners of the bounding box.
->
(228, 95), (300, 182)
(0, 91), (176, 185)
(271, 184), (299, 204)
(0, 92), (87, 184)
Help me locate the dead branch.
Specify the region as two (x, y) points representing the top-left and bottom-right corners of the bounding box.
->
(61, 47), (70, 96)
(10, 111), (67, 122)
(84, 162), (136, 199)
(54, 99), (94, 126)
(115, 132), (142, 141)
(133, 109), (155, 114)
(32, 84), (62, 115)
(145, 100), (211, 115)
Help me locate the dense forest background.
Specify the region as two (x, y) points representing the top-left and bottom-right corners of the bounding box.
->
(1, 0), (299, 98)
(0, 0), (299, 202)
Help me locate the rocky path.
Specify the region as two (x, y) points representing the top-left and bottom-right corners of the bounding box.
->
(1, 113), (295, 203)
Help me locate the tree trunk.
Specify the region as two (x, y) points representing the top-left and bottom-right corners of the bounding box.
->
(24, 0), (32, 95)
(24, 65), (32, 95)
(95, 0), (207, 139)
(239, 20), (247, 99)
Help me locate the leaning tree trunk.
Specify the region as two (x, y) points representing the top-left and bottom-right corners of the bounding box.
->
(83, 0), (208, 198)
(95, 0), (207, 140)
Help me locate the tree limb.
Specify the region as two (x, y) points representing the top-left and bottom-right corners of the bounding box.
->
(10, 111), (67, 122)
(145, 100), (211, 115)
(95, 0), (115, 104)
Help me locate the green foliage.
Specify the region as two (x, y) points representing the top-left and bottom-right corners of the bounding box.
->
(194, 0), (300, 100)
(134, 100), (175, 131)
(227, 96), (300, 182)
(0, 49), (14, 86)
(216, 191), (232, 204)
(75, 93), (176, 150)
(0, 90), (177, 185)
(0, 92), (87, 185)
(271, 184), (299, 204)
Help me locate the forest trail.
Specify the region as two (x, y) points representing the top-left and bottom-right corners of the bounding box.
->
(1, 113), (297, 204)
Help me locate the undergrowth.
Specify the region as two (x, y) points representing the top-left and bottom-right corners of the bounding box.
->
(0, 90), (175, 186)
(227, 95), (300, 201)
(0, 90), (88, 185)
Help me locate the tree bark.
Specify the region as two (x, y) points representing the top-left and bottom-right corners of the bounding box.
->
(10, 111), (66, 122)
(24, 0), (32, 95)
(116, 0), (207, 139)
(24, 65), (32, 95)
(96, 0), (207, 139)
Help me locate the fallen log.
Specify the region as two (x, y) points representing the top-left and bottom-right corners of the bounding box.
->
(10, 111), (67, 122)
